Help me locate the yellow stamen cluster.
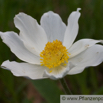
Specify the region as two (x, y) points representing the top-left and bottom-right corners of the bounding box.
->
(40, 40), (70, 69)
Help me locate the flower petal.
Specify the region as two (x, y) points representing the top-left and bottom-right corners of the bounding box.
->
(40, 11), (66, 42)
(67, 65), (85, 75)
(43, 64), (70, 80)
(63, 8), (81, 49)
(1, 60), (47, 79)
(14, 13), (48, 53)
(69, 39), (102, 58)
(68, 45), (103, 74)
(0, 32), (41, 64)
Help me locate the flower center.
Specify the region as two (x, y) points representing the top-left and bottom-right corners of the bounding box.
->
(40, 40), (70, 70)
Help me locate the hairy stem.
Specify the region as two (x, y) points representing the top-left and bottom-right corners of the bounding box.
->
(59, 78), (72, 94)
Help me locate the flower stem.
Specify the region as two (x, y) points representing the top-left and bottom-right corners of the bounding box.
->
(59, 78), (72, 95)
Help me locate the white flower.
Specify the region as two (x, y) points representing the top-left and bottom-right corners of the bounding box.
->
(0, 8), (103, 80)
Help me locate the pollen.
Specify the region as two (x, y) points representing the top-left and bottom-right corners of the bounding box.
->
(40, 40), (70, 69)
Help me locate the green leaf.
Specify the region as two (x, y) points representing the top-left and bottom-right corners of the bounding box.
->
(93, 86), (103, 94)
(32, 79), (63, 103)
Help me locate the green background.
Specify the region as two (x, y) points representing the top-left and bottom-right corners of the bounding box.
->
(0, 0), (103, 103)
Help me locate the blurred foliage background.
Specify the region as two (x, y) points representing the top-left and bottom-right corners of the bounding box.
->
(0, 0), (103, 103)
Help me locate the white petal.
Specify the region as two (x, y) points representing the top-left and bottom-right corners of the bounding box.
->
(63, 8), (81, 49)
(1, 60), (47, 79)
(20, 36), (39, 56)
(0, 32), (41, 64)
(40, 11), (66, 42)
(69, 39), (102, 58)
(43, 64), (70, 80)
(14, 13), (48, 53)
(68, 45), (103, 74)
(67, 65), (85, 75)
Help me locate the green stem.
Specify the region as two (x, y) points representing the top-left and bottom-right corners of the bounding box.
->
(59, 78), (72, 95)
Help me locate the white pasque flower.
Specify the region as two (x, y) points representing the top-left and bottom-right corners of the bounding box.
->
(0, 8), (103, 80)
